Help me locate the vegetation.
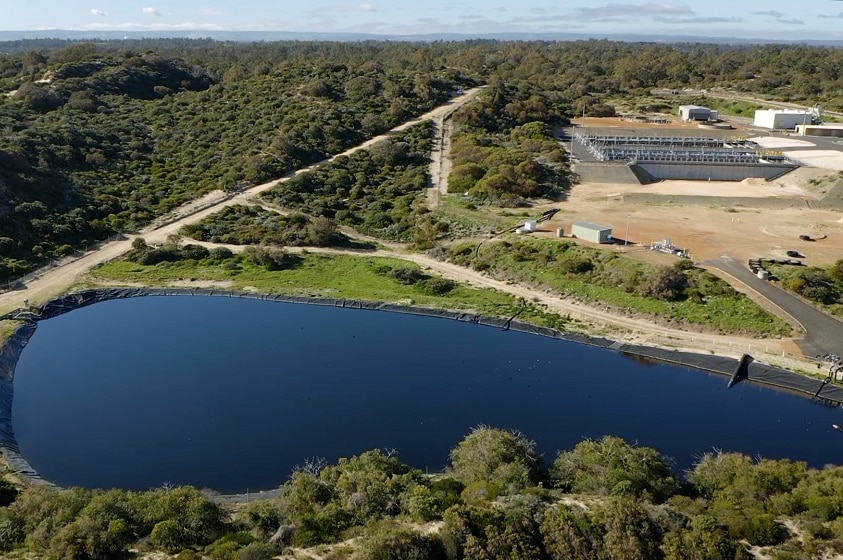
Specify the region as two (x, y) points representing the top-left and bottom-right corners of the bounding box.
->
(4, 39), (843, 279)
(449, 91), (571, 205)
(260, 121), (435, 242)
(87, 250), (570, 329)
(179, 205), (359, 248)
(446, 237), (791, 336)
(3, 428), (843, 559)
(767, 259), (843, 318)
(0, 41), (471, 281)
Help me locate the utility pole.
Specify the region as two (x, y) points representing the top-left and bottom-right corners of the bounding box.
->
(625, 215), (631, 247)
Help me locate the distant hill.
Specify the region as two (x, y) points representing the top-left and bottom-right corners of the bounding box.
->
(1, 29), (843, 46)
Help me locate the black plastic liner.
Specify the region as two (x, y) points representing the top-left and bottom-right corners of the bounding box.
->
(1, 287), (841, 492)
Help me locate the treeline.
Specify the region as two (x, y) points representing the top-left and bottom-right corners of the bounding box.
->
(179, 205), (350, 248)
(446, 237), (791, 336)
(260, 121), (436, 242)
(3, 38), (843, 280)
(0, 41), (471, 281)
(3, 427), (843, 559)
(449, 110), (570, 204)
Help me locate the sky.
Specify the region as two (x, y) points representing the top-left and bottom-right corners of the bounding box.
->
(4, 1), (843, 40)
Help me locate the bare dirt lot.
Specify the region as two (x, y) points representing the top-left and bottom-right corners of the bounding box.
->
(537, 167), (843, 268)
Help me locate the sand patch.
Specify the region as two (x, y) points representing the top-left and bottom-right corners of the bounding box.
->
(748, 136), (816, 149)
(169, 279), (233, 289)
(783, 150), (843, 171)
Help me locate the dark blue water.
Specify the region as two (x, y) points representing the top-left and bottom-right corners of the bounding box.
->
(11, 296), (843, 493)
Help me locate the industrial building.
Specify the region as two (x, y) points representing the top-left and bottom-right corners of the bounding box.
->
(754, 109), (813, 130)
(573, 132), (798, 183)
(571, 222), (612, 244)
(795, 124), (843, 138)
(679, 105), (718, 122)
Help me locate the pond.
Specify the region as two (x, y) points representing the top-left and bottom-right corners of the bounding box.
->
(10, 295), (843, 493)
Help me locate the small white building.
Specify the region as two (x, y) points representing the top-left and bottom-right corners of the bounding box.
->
(571, 222), (612, 244)
(679, 105), (718, 122)
(753, 109), (812, 130)
(516, 220), (538, 234)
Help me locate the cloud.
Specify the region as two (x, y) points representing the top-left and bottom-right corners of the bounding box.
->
(142, 7), (163, 17)
(818, 12), (843, 18)
(568, 3), (694, 22)
(84, 21), (222, 30)
(361, 3), (377, 11)
(753, 10), (785, 18)
(752, 10), (802, 24)
(90, 8), (107, 17)
(200, 8), (224, 16)
(655, 15), (742, 24)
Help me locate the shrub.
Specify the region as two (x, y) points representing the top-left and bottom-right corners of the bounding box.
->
(236, 541), (280, 560)
(181, 244), (211, 260)
(209, 247), (234, 261)
(420, 278), (455, 295)
(388, 267), (426, 285)
(641, 266), (688, 301)
(558, 254), (594, 274)
(243, 246), (291, 271)
(743, 514), (786, 546)
(353, 525), (445, 560)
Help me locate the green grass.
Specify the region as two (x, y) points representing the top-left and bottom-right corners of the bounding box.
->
(86, 253), (572, 330)
(457, 237), (791, 337)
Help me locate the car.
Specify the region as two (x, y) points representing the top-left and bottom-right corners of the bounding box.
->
(786, 250), (804, 258)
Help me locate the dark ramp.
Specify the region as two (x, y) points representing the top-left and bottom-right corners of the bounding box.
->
(728, 353), (753, 388)
(574, 162), (643, 184)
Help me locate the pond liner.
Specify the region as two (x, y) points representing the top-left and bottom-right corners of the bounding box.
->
(1, 287), (842, 493)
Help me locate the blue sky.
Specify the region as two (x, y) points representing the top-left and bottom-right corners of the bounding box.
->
(4, 1), (843, 39)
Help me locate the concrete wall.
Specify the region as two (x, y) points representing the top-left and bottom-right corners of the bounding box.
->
(796, 125), (843, 138)
(633, 162), (795, 181)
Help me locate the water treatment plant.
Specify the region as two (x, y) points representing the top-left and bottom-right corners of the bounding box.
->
(574, 131), (799, 183)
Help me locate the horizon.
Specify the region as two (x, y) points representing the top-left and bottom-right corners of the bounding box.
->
(3, 1), (843, 41)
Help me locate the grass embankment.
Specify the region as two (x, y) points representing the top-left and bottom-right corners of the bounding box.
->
(449, 237), (792, 337)
(87, 252), (571, 330)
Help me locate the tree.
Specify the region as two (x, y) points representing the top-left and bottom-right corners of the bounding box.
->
(353, 525), (445, 560)
(66, 90), (100, 112)
(597, 498), (661, 560)
(552, 436), (680, 503)
(449, 426), (545, 494)
(541, 504), (603, 560)
(308, 216), (340, 247)
(661, 515), (736, 560)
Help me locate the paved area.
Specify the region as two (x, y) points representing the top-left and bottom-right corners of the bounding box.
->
(708, 256), (843, 358)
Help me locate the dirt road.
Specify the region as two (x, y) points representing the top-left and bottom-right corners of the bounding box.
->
(427, 90), (480, 208)
(0, 88), (485, 316)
